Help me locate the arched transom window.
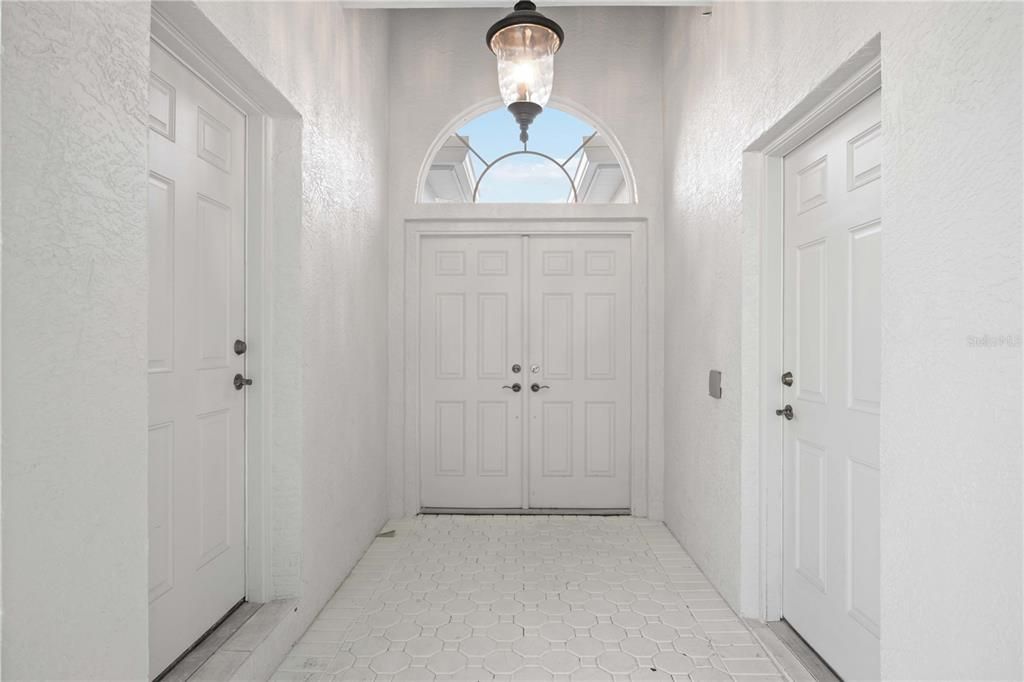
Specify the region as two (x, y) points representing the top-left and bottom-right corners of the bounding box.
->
(420, 106), (633, 204)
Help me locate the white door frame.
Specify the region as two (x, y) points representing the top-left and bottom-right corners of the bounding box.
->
(404, 218), (649, 516)
(150, 8), (293, 605)
(740, 44), (881, 621)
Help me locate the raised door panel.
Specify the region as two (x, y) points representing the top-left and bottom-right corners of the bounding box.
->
(478, 294), (508, 379)
(148, 173), (175, 373)
(435, 294), (466, 379)
(195, 195), (232, 368)
(796, 240), (828, 404)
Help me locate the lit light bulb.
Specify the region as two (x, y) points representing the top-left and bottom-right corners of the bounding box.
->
(513, 62), (537, 99)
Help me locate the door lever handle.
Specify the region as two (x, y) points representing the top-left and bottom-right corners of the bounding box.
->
(234, 373), (253, 391)
(775, 405), (794, 420)
(530, 383), (551, 392)
(502, 383), (522, 393)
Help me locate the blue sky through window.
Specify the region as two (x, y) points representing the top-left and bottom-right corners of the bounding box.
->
(458, 107), (595, 203)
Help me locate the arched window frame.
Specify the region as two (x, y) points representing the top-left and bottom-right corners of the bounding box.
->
(416, 97), (638, 205)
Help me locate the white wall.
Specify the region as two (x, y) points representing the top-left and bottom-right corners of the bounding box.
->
(386, 7), (666, 519)
(1, 1), (391, 676)
(195, 0), (393, 630)
(1, 2), (151, 678)
(661, 2), (1022, 677)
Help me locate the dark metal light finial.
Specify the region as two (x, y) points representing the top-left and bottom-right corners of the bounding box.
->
(508, 101), (542, 145)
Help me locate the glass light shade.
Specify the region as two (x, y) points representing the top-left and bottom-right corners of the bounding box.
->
(491, 24), (559, 107)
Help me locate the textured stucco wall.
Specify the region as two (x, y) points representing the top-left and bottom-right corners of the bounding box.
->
(196, 1), (392, 619)
(386, 7), (666, 519)
(662, 2), (1022, 677)
(1, 1), (390, 676)
(1, 2), (151, 678)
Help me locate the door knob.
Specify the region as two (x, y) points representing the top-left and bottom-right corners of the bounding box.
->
(775, 404), (794, 420)
(530, 383), (551, 392)
(781, 371), (793, 386)
(234, 373), (253, 390)
(502, 383), (522, 393)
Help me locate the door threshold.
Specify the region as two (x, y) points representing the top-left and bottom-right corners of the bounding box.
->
(155, 599), (258, 681)
(765, 619), (842, 682)
(420, 507), (631, 516)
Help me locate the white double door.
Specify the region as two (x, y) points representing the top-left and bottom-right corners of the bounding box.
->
(148, 41), (247, 678)
(420, 234), (632, 510)
(781, 90), (881, 679)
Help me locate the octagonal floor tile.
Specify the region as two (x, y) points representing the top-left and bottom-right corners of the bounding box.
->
(596, 651), (638, 675)
(436, 622), (472, 642)
(621, 636), (660, 658)
(566, 636), (605, 657)
(538, 622), (574, 642)
(459, 636), (497, 657)
(512, 666), (553, 681)
(384, 622), (422, 642)
(652, 651), (696, 675)
(563, 610), (598, 628)
(673, 636), (713, 657)
(660, 609), (696, 628)
(370, 651), (411, 674)
(492, 598), (524, 615)
(512, 635), (551, 658)
(487, 622), (524, 643)
(514, 610), (548, 628)
(539, 650), (581, 674)
(570, 666), (614, 681)
(640, 623), (677, 643)
(426, 650), (468, 675)
(404, 636), (443, 658)
(483, 650), (524, 675)
(464, 610), (500, 629)
(349, 636), (388, 657)
(590, 623), (626, 643)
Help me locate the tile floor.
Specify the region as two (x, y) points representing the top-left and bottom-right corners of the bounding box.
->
(273, 516), (788, 681)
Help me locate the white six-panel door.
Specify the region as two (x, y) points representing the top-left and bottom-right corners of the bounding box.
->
(419, 234), (631, 510)
(782, 89), (881, 679)
(527, 236), (631, 509)
(148, 41), (247, 678)
(419, 236), (525, 508)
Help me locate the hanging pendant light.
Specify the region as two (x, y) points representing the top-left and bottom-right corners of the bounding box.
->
(486, 1), (564, 145)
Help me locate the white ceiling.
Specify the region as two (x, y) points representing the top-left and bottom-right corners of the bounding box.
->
(339, 0), (702, 8)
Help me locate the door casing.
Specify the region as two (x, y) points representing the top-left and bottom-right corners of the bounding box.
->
(404, 219), (649, 516)
(741, 45), (881, 621)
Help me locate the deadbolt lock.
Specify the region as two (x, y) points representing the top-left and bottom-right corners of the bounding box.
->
(781, 371), (793, 387)
(512, 364), (521, 374)
(234, 339), (248, 356)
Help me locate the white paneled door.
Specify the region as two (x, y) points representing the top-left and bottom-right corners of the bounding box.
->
(781, 90), (881, 680)
(420, 236), (526, 508)
(419, 235), (631, 510)
(148, 41), (247, 678)
(527, 236), (631, 509)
